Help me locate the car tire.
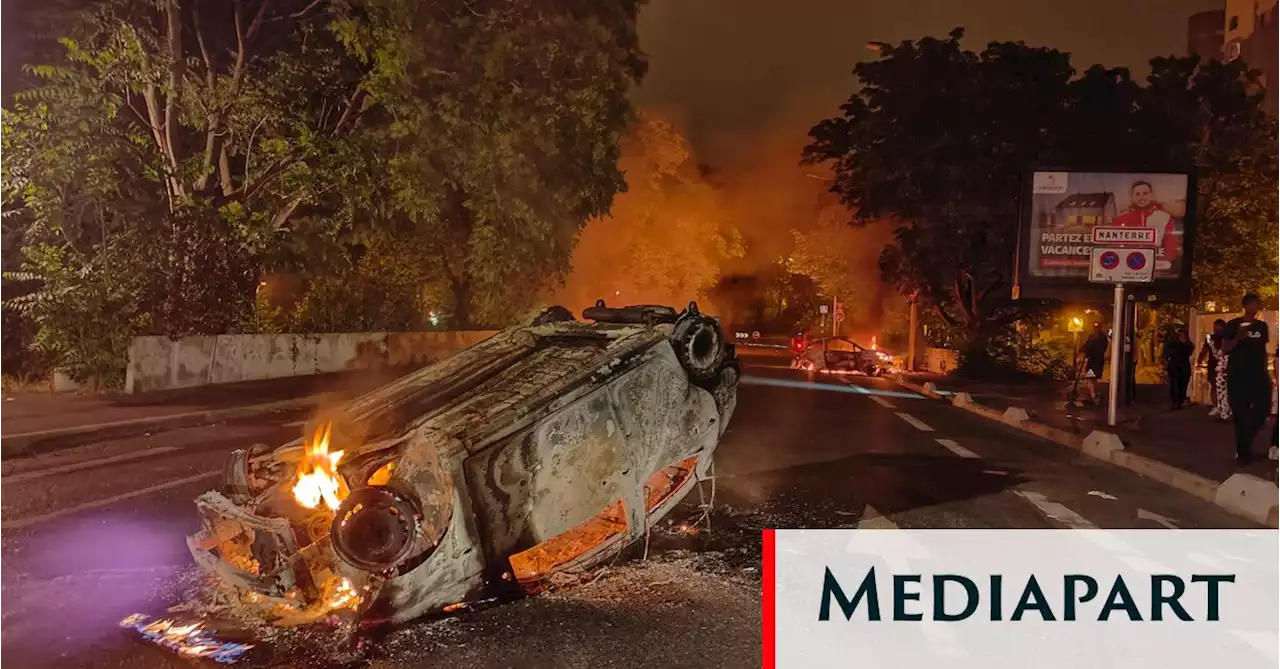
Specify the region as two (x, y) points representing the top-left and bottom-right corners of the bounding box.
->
(671, 308), (726, 382)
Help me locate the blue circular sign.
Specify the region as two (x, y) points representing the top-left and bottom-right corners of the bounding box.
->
(1126, 252), (1146, 270)
(1099, 251), (1120, 270)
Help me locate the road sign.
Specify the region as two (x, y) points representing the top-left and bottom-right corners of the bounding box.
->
(1091, 226), (1156, 245)
(1089, 247), (1154, 284)
(819, 305), (829, 314)
(833, 312), (845, 324)
(751, 331), (761, 340)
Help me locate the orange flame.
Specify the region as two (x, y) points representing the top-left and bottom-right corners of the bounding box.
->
(292, 422), (346, 511)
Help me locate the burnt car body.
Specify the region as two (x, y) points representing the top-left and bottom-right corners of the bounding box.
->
(790, 337), (890, 376)
(185, 302), (739, 626)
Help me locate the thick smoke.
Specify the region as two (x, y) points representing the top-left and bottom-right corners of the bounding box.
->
(556, 107), (899, 340)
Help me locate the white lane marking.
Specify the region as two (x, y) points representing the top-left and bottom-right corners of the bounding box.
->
(867, 394), (896, 409)
(1136, 508), (1180, 529)
(283, 420), (306, 428)
(934, 438), (979, 459)
(894, 412), (934, 432)
(1, 446), (182, 484)
(1087, 490), (1118, 501)
(1, 471), (219, 531)
(1013, 489), (1098, 530)
(853, 506), (969, 659)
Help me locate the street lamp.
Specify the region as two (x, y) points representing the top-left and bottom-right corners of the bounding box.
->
(1068, 316), (1085, 379)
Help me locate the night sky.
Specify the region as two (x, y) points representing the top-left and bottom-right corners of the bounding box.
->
(1, 0), (1224, 160)
(635, 0), (1223, 164)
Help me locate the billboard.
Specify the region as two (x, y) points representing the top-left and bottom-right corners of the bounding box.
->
(1015, 170), (1196, 302)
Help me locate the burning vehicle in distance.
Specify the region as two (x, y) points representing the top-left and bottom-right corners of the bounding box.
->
(143, 302), (740, 658)
(790, 336), (893, 376)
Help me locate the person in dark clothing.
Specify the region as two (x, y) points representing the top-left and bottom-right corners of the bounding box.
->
(1162, 327), (1195, 409)
(1223, 293), (1272, 466)
(1078, 323), (1108, 407)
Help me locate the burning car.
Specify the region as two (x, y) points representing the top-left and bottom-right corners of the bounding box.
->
(791, 336), (891, 376)
(178, 302), (739, 633)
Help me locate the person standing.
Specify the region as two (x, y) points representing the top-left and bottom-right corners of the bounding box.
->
(1162, 327), (1195, 410)
(1223, 293), (1272, 466)
(1214, 325), (1233, 422)
(1196, 319), (1227, 416)
(1078, 322), (1108, 407)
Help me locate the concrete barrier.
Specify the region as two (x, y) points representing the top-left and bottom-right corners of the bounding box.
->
(1081, 430), (1124, 460)
(1002, 407), (1030, 426)
(1213, 474), (1280, 525)
(126, 331), (497, 394)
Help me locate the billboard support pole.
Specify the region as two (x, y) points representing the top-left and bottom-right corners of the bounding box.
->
(1108, 283), (1124, 426)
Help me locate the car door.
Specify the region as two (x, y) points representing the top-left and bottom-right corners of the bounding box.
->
(824, 338), (859, 369)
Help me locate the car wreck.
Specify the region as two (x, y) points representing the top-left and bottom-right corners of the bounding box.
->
(166, 302), (739, 649)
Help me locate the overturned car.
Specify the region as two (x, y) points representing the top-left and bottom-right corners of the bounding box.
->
(183, 302), (740, 629)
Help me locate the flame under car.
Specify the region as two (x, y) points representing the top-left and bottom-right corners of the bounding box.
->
(186, 302), (740, 625)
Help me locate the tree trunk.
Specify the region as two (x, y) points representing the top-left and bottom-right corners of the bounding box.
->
(451, 279), (473, 329)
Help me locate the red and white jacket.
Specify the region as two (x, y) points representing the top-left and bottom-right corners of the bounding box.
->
(1112, 204), (1178, 260)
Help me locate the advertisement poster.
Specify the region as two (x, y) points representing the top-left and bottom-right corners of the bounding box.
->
(1028, 171), (1189, 281)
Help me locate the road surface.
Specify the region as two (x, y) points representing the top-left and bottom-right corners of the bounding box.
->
(0, 361), (1258, 668)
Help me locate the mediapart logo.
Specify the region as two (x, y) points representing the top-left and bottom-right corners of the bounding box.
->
(767, 530), (1278, 669)
(818, 567), (1233, 623)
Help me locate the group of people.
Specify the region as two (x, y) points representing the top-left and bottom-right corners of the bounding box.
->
(1078, 293), (1275, 467)
(1162, 293), (1276, 467)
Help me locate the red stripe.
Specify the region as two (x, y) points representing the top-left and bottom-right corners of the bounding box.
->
(762, 528), (776, 669)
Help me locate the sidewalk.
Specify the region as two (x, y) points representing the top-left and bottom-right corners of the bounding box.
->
(0, 368), (410, 450)
(901, 372), (1277, 484)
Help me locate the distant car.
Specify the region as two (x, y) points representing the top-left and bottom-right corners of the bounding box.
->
(791, 337), (891, 376)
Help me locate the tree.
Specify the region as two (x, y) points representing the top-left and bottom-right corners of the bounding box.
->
(4, 0), (648, 380)
(787, 200), (892, 329)
(804, 29), (1279, 359)
(339, 0), (648, 327)
(556, 113), (743, 314)
(804, 30), (1072, 351)
(3, 0), (379, 377)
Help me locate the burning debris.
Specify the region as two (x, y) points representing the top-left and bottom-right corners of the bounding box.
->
(119, 614), (254, 664)
(136, 302), (739, 659)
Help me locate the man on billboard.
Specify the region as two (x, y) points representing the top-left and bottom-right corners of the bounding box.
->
(1112, 181), (1179, 263)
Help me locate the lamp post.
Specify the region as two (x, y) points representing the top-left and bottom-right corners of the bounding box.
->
(1068, 316), (1084, 377)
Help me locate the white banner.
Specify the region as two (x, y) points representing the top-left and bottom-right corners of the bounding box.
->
(766, 529), (1278, 669)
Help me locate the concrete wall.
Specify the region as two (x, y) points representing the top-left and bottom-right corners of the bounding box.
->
(126, 331), (498, 394)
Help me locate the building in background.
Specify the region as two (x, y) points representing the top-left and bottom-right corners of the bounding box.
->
(1224, 0), (1279, 115)
(1188, 9), (1227, 62)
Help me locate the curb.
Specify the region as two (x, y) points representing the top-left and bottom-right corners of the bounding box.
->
(890, 374), (1279, 528)
(0, 395), (327, 458)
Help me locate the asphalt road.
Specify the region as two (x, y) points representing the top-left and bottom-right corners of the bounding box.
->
(0, 361), (1260, 668)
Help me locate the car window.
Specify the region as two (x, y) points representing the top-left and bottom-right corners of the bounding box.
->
(826, 338), (856, 352)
